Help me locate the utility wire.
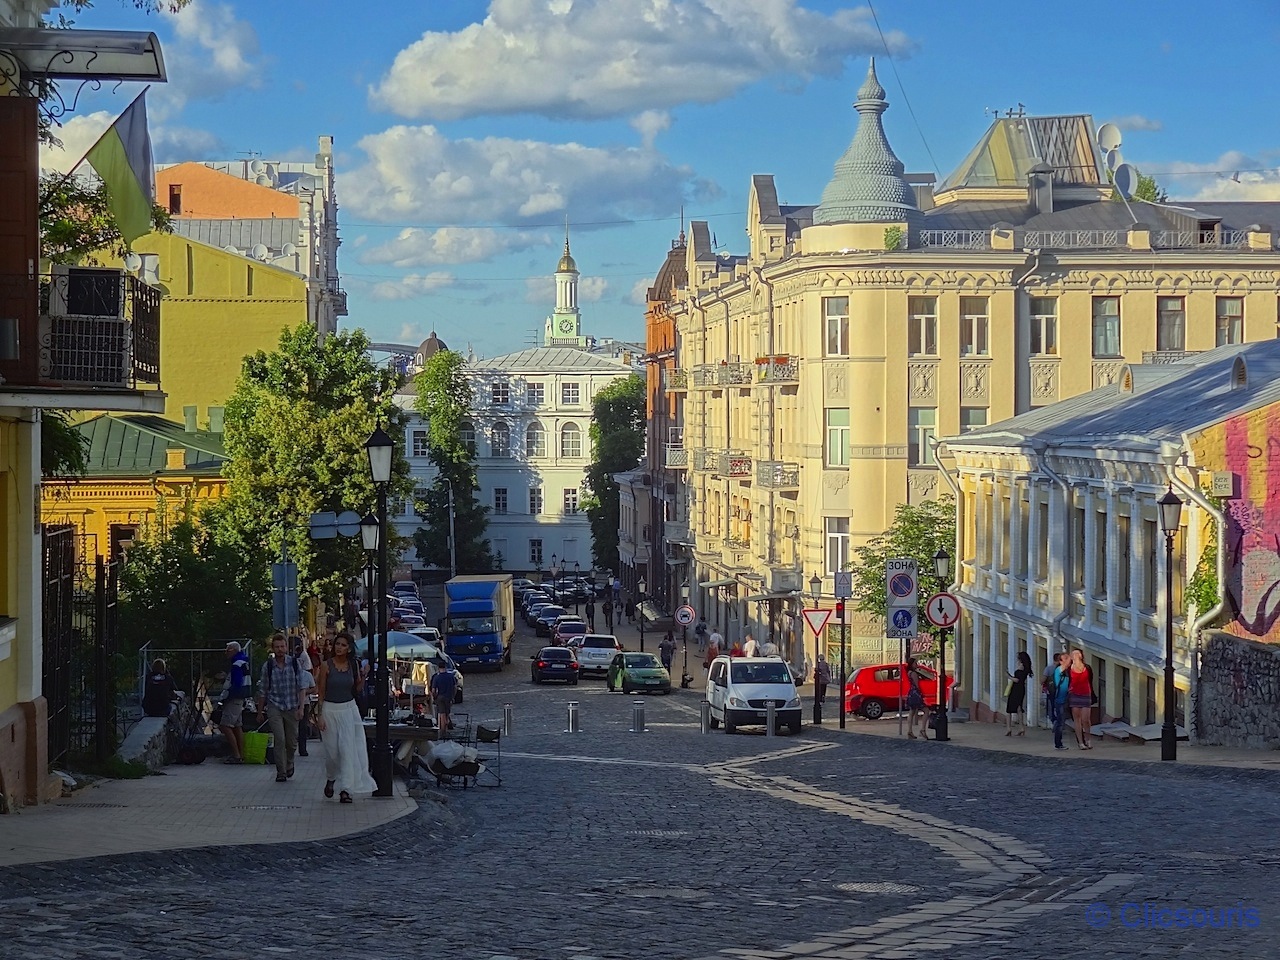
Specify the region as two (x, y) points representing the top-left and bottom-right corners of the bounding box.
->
(867, 0), (941, 175)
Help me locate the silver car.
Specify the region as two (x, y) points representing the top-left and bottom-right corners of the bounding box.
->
(576, 634), (623, 675)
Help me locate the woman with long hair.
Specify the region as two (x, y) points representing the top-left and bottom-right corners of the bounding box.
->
(1067, 648), (1094, 749)
(1005, 651), (1033, 736)
(314, 632), (377, 803)
(905, 657), (929, 740)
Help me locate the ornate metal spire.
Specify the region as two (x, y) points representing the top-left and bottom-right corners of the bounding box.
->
(813, 58), (918, 226)
(557, 216), (578, 273)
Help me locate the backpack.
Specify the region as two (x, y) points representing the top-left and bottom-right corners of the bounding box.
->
(431, 669), (457, 703)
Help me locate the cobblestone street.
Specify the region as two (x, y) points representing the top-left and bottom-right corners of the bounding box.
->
(3, 625), (1279, 959)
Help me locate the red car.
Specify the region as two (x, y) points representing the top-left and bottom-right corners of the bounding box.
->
(844, 662), (954, 720)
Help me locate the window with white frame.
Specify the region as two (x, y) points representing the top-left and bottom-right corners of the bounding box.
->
(1029, 297), (1058, 356)
(960, 407), (988, 432)
(491, 380), (510, 404)
(491, 420), (510, 457)
(494, 487), (508, 514)
(459, 421), (477, 457)
(1216, 296), (1243, 346)
(907, 407), (936, 466)
(560, 422), (582, 458)
(525, 421), (546, 458)
(529, 487), (543, 515)
(411, 428), (429, 458)
(1156, 296), (1185, 351)
(561, 382), (581, 405)
(1091, 296), (1121, 357)
(824, 517), (850, 576)
(824, 408), (850, 466)
(959, 296), (989, 356)
(563, 488), (580, 514)
(823, 296), (849, 356)
(529, 538), (543, 566)
(908, 296), (938, 356)
(527, 382), (545, 406)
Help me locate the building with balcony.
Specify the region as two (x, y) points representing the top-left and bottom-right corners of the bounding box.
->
(661, 58), (1280, 668)
(942, 340), (1280, 742)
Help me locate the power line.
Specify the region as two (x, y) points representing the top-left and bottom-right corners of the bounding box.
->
(341, 210), (744, 231)
(867, 1), (941, 175)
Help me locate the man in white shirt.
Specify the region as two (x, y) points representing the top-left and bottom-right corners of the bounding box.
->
(743, 634), (761, 657)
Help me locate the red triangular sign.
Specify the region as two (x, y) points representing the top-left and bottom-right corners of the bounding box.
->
(802, 608), (832, 637)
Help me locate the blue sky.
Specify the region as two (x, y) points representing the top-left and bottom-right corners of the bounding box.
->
(42, 0), (1280, 358)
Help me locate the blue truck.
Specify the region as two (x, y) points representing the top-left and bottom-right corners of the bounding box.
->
(443, 574), (515, 670)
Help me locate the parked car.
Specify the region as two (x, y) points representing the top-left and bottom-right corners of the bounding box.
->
(607, 652), (671, 694)
(535, 606), (568, 636)
(393, 580), (419, 598)
(398, 598), (425, 615)
(553, 619), (588, 646)
(511, 578), (536, 595)
(844, 663), (954, 720)
(525, 602), (554, 627)
(706, 656), (802, 734)
(575, 634), (622, 675)
(395, 613), (426, 628)
(407, 625), (443, 647)
(531, 646), (580, 684)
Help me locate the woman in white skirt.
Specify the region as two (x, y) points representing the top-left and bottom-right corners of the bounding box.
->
(314, 632), (377, 803)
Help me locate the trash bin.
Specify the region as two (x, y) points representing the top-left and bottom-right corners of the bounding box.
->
(930, 704), (950, 742)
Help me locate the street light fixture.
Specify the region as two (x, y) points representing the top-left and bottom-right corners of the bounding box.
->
(364, 425), (394, 797)
(932, 547), (952, 743)
(637, 577), (647, 653)
(550, 553), (560, 599)
(809, 573), (822, 606)
(573, 560), (581, 614)
(680, 579), (691, 687)
(1158, 484), (1184, 762)
(809, 573), (823, 725)
(359, 513), (379, 666)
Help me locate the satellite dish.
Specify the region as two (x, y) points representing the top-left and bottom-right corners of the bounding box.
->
(249, 159), (266, 174)
(1105, 149), (1124, 170)
(139, 254), (161, 285)
(251, 243), (269, 260)
(1097, 122), (1123, 153)
(282, 242), (298, 257)
(123, 252), (142, 272)
(1113, 163), (1138, 200)
(254, 174), (272, 186)
(223, 245), (242, 255)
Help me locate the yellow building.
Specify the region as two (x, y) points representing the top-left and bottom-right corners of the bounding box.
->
(659, 59), (1280, 668)
(41, 413), (228, 555)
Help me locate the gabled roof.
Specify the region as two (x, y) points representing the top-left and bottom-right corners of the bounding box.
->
(938, 114), (1103, 193)
(77, 414), (227, 476)
(946, 340), (1280, 453)
(467, 348), (633, 372)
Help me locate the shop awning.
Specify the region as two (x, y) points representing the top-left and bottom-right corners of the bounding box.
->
(744, 591), (799, 603)
(699, 578), (736, 589)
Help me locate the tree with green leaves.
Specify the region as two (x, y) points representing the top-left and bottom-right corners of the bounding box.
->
(412, 350), (491, 572)
(40, 411), (88, 477)
(1110, 169), (1168, 204)
(39, 172), (173, 264)
(849, 496), (957, 644)
(213, 322), (411, 605)
(583, 374), (645, 571)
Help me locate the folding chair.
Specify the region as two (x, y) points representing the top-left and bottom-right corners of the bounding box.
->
(475, 723), (502, 787)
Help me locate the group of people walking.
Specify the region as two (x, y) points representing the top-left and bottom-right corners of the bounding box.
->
(1000, 646), (1098, 749)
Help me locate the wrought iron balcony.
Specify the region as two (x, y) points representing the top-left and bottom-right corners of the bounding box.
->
(723, 535), (752, 551)
(664, 444), (688, 468)
(692, 448), (717, 471)
(754, 354), (799, 383)
(716, 450), (752, 478)
(717, 361), (752, 386)
(756, 460), (800, 489)
(663, 368), (688, 391)
(691, 364), (719, 388)
(1142, 349), (1203, 365)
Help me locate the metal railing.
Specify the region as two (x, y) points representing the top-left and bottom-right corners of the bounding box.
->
(756, 461), (800, 488)
(663, 368), (689, 390)
(1152, 230), (1250, 249)
(693, 448), (717, 471)
(918, 230), (991, 250)
(664, 444), (689, 468)
(755, 355), (799, 383)
(724, 535), (752, 551)
(716, 450), (752, 477)
(692, 364), (719, 388)
(717, 362), (752, 386)
(1142, 350), (1202, 365)
(1023, 229), (1121, 249)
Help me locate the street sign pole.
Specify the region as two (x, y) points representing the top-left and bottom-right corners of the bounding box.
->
(834, 571), (852, 730)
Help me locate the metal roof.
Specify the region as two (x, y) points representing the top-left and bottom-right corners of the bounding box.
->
(170, 218), (299, 256)
(467, 347), (633, 372)
(77, 414), (227, 476)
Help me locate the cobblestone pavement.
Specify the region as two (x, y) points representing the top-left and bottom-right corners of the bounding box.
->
(3, 623), (1280, 959)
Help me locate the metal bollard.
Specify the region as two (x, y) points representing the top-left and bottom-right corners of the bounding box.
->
(503, 702), (514, 737)
(630, 700), (646, 733)
(700, 699), (712, 734)
(766, 702), (777, 737)
(566, 701), (580, 733)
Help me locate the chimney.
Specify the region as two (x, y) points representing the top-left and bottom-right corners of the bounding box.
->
(165, 447), (186, 471)
(208, 406), (225, 434)
(1027, 162), (1054, 215)
(183, 405), (197, 433)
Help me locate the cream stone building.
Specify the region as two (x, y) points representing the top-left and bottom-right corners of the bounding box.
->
(655, 59), (1280, 667)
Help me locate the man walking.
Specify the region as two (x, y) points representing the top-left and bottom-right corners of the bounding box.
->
(813, 654), (832, 705)
(257, 633), (306, 783)
(658, 632), (676, 674)
(1049, 652), (1071, 751)
(694, 616), (709, 653)
(430, 665), (459, 733)
(602, 598), (614, 632)
(585, 598), (596, 631)
(218, 641), (253, 764)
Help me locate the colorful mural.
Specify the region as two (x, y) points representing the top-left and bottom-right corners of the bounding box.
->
(1190, 402), (1280, 642)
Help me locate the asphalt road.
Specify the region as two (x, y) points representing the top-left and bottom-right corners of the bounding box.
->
(3, 614), (1279, 960)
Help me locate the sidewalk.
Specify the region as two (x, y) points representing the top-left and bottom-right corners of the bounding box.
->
(0, 744), (415, 869)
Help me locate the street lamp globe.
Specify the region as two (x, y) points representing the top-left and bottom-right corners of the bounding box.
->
(809, 573), (822, 604)
(359, 512), (379, 552)
(637, 578), (646, 595)
(1159, 485), (1184, 533)
(364, 425), (394, 485)
(680, 579), (690, 602)
(933, 548), (951, 581)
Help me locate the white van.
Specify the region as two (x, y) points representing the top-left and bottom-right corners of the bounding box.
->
(705, 656), (802, 734)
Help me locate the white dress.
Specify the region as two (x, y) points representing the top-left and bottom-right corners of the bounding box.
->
(322, 664), (378, 797)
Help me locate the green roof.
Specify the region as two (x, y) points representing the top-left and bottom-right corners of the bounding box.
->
(78, 415), (227, 477)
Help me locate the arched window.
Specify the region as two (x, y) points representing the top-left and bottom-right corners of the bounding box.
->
(491, 420), (510, 457)
(526, 421), (546, 458)
(560, 422), (582, 459)
(460, 420), (476, 457)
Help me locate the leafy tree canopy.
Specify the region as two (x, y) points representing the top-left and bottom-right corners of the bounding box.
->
(40, 411), (88, 478)
(583, 374), (645, 571)
(39, 172), (172, 263)
(214, 322), (411, 604)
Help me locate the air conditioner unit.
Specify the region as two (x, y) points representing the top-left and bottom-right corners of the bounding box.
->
(48, 265), (125, 320)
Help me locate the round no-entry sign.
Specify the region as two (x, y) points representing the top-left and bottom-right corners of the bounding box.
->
(674, 605), (696, 626)
(925, 592), (961, 628)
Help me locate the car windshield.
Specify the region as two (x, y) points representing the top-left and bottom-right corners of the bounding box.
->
(583, 637), (616, 648)
(731, 662), (793, 684)
(540, 649), (573, 660)
(539, 607), (566, 619)
(558, 623), (587, 634)
(447, 617), (495, 634)
(625, 654), (661, 669)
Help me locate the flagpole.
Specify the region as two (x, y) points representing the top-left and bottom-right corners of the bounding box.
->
(44, 86), (150, 197)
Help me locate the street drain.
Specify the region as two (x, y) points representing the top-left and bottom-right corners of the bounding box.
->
(836, 881), (921, 895)
(234, 804), (303, 810)
(624, 829), (688, 837)
(60, 802), (127, 809)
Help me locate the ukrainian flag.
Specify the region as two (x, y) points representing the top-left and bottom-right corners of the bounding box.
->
(85, 91), (154, 247)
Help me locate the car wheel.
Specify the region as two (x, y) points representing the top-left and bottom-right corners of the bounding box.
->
(504, 647), (512, 665)
(724, 715), (737, 734)
(607, 682), (615, 692)
(455, 690), (463, 704)
(709, 713), (720, 730)
(662, 689), (671, 696)
(571, 678), (579, 686)
(787, 720), (801, 735)
(862, 699), (885, 720)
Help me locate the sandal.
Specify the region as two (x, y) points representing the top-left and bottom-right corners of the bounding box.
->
(340, 791), (353, 804)
(324, 780), (335, 799)
(907, 732), (917, 740)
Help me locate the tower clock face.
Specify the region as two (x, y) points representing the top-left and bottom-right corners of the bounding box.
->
(559, 318), (575, 333)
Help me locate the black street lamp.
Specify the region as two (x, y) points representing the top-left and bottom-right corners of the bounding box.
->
(1159, 485), (1184, 762)
(809, 573), (823, 725)
(359, 512), (379, 680)
(637, 577), (647, 652)
(364, 424), (394, 797)
(573, 560), (581, 614)
(932, 547), (951, 743)
(550, 553), (560, 601)
(680, 578), (691, 687)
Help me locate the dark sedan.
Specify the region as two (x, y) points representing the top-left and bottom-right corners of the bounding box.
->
(535, 605), (568, 636)
(531, 646), (580, 684)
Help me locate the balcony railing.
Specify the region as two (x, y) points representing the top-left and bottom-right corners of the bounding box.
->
(1142, 349), (1203, 365)
(1152, 230), (1249, 249)
(755, 354), (799, 383)
(724, 535), (752, 551)
(756, 460), (799, 489)
(693, 448), (717, 471)
(17, 270), (162, 389)
(717, 361), (752, 386)
(692, 364), (719, 388)
(1023, 229), (1122, 249)
(716, 450), (752, 478)
(664, 444), (688, 468)
(918, 229), (991, 250)
(663, 368), (688, 391)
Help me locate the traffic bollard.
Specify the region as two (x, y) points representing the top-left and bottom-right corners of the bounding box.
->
(503, 702), (514, 737)
(566, 701), (580, 733)
(766, 702), (776, 737)
(812, 697), (823, 725)
(630, 700), (646, 733)
(700, 699), (711, 734)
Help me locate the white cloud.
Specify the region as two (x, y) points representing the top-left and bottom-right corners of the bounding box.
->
(39, 111), (113, 173)
(629, 278), (651, 305)
(1108, 114), (1163, 133)
(630, 110), (671, 149)
(151, 124), (225, 163)
(1143, 151), (1278, 201)
(342, 125), (718, 225)
(156, 0), (264, 116)
(364, 272), (461, 301)
(370, 0), (911, 121)
(360, 227), (549, 267)
(525, 274), (608, 304)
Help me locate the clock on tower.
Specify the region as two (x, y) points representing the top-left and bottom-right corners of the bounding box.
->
(559, 317), (575, 334)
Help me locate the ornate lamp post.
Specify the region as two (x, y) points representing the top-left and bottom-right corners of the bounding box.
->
(364, 425), (394, 797)
(550, 553), (560, 600)
(680, 578), (691, 687)
(573, 560), (581, 614)
(932, 547), (951, 743)
(1158, 485), (1184, 762)
(637, 577), (647, 652)
(359, 512), (379, 709)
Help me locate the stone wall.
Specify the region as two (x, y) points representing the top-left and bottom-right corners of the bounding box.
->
(118, 696), (191, 771)
(1198, 630), (1280, 749)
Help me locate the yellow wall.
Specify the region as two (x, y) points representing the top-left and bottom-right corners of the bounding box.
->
(100, 234), (308, 422)
(41, 476), (228, 556)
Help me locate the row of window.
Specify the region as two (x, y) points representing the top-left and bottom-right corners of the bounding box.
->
(493, 486), (580, 516)
(821, 294), (1253, 359)
(486, 381), (584, 406)
(815, 406), (987, 469)
(411, 422), (584, 460)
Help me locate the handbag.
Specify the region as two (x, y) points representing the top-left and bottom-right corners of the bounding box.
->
(1003, 679), (1014, 698)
